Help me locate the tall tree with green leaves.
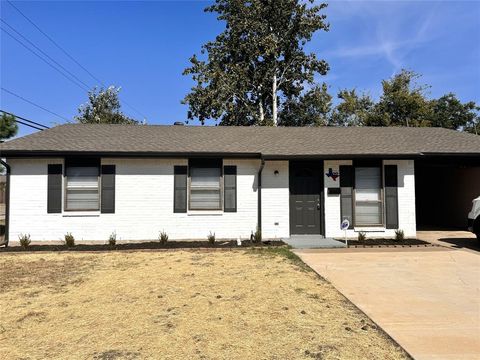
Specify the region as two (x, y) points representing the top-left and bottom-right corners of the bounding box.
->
(430, 93), (479, 132)
(465, 112), (480, 135)
(365, 70), (433, 127)
(183, 0), (329, 126)
(330, 89), (374, 126)
(0, 113), (18, 141)
(75, 86), (139, 125)
(280, 83), (332, 126)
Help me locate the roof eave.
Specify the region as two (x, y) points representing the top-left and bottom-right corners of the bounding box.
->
(2, 150), (479, 160)
(0, 150), (262, 158)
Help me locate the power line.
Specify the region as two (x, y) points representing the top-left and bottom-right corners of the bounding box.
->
(6, 0), (104, 86)
(1, 87), (70, 122)
(1, 27), (89, 92)
(0, 110), (50, 130)
(1, 109), (50, 129)
(6, 0), (148, 120)
(13, 118), (45, 131)
(0, 19), (92, 91)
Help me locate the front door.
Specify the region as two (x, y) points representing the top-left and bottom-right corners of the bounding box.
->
(289, 161), (324, 235)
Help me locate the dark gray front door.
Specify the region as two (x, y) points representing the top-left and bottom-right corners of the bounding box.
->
(289, 161), (324, 235)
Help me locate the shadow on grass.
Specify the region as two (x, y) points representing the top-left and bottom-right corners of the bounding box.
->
(0, 240), (286, 253)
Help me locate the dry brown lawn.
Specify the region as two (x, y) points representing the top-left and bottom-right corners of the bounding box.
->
(0, 248), (409, 360)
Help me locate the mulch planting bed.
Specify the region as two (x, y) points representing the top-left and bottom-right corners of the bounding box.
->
(336, 238), (436, 248)
(0, 239), (286, 253)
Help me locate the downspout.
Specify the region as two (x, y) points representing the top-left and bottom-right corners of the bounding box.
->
(257, 157), (265, 236)
(0, 159), (10, 247)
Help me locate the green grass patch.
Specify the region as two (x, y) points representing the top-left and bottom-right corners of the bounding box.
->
(246, 246), (313, 272)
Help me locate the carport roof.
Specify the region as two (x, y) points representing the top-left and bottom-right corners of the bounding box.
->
(1, 124), (479, 158)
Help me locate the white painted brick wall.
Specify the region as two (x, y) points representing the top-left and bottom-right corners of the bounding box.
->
(8, 158), (261, 242)
(324, 160), (352, 238)
(261, 161), (289, 239)
(324, 160), (416, 238)
(7, 157), (416, 242)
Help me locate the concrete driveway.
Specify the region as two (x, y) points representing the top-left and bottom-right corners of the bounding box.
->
(294, 247), (480, 360)
(417, 230), (480, 253)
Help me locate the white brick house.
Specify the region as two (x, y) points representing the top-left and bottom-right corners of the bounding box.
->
(1, 124), (479, 243)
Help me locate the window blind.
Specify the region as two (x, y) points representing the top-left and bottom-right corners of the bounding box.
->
(190, 167), (221, 210)
(355, 167), (382, 225)
(65, 166), (99, 210)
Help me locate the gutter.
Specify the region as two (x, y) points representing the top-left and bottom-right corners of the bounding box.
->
(0, 159), (10, 247)
(257, 157), (265, 237)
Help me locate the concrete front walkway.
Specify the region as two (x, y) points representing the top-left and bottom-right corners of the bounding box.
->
(294, 247), (480, 360)
(283, 235), (345, 249)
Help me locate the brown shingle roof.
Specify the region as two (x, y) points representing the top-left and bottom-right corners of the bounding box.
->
(1, 124), (479, 158)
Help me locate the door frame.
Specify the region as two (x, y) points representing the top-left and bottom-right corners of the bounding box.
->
(289, 160), (325, 236)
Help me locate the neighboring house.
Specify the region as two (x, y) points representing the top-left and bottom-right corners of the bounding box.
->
(0, 124), (479, 243)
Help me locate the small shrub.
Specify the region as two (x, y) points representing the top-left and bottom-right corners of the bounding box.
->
(394, 229), (405, 242)
(64, 232), (75, 247)
(207, 231), (215, 245)
(159, 230), (168, 245)
(18, 233), (31, 249)
(251, 227), (262, 243)
(108, 231), (116, 246)
(357, 231), (367, 242)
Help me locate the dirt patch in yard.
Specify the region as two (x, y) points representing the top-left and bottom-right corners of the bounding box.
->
(0, 249), (410, 359)
(0, 254), (100, 293)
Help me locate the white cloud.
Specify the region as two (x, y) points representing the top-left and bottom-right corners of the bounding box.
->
(323, 0), (441, 72)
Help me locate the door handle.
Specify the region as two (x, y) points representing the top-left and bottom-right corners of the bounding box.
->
(317, 203), (320, 210)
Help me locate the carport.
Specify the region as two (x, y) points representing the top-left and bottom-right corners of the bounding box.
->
(415, 157), (480, 229)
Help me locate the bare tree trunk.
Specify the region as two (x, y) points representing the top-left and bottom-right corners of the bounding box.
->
(272, 73), (278, 126)
(259, 101), (264, 123)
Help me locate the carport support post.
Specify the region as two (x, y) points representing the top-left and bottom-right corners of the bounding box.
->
(0, 159), (10, 247)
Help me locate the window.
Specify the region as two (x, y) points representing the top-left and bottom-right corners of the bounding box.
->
(189, 160), (222, 210)
(354, 167), (382, 226)
(65, 166), (100, 211)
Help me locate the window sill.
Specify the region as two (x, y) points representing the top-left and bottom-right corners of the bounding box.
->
(63, 212), (100, 217)
(354, 227), (386, 232)
(188, 210), (223, 216)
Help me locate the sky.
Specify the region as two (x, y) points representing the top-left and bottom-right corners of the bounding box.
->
(1, 0), (479, 138)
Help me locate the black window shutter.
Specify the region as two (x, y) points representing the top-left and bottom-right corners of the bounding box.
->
(384, 165), (399, 229)
(340, 165), (354, 229)
(101, 165), (115, 213)
(47, 164), (62, 213)
(174, 166), (187, 213)
(224, 166), (237, 212)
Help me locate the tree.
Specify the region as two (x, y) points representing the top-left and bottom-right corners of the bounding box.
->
(330, 89), (374, 126)
(75, 86), (139, 124)
(280, 83), (332, 126)
(366, 70), (433, 127)
(465, 114), (480, 135)
(430, 93), (479, 131)
(183, 0), (329, 126)
(0, 113), (18, 141)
